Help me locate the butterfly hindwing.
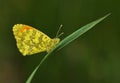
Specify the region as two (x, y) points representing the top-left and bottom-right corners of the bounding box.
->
(13, 24), (60, 56)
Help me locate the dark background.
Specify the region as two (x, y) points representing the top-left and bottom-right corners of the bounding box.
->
(0, 0), (120, 83)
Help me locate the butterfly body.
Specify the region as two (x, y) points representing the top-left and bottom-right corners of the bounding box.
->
(13, 24), (60, 56)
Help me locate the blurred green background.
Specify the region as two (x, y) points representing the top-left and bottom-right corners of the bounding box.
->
(0, 0), (120, 83)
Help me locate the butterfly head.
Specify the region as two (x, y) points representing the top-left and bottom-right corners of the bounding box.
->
(52, 38), (60, 45)
(46, 38), (60, 52)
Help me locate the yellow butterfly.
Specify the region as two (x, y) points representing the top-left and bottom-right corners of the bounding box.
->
(13, 24), (60, 56)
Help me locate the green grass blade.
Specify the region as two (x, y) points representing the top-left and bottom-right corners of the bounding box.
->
(26, 51), (52, 83)
(26, 64), (39, 83)
(26, 13), (110, 83)
(56, 13), (111, 50)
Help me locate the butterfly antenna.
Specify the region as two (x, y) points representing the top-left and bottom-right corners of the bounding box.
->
(56, 24), (63, 38)
(57, 32), (64, 38)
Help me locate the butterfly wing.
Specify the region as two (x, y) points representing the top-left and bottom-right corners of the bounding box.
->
(13, 24), (51, 56)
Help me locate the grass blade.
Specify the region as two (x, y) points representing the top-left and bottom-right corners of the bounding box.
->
(26, 13), (110, 83)
(56, 13), (111, 50)
(26, 51), (53, 83)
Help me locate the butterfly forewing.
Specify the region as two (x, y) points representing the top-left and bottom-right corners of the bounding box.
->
(13, 24), (60, 56)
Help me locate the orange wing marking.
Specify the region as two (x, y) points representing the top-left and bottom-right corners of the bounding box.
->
(19, 25), (33, 33)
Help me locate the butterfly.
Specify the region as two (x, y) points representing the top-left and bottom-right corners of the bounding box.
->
(13, 24), (61, 56)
